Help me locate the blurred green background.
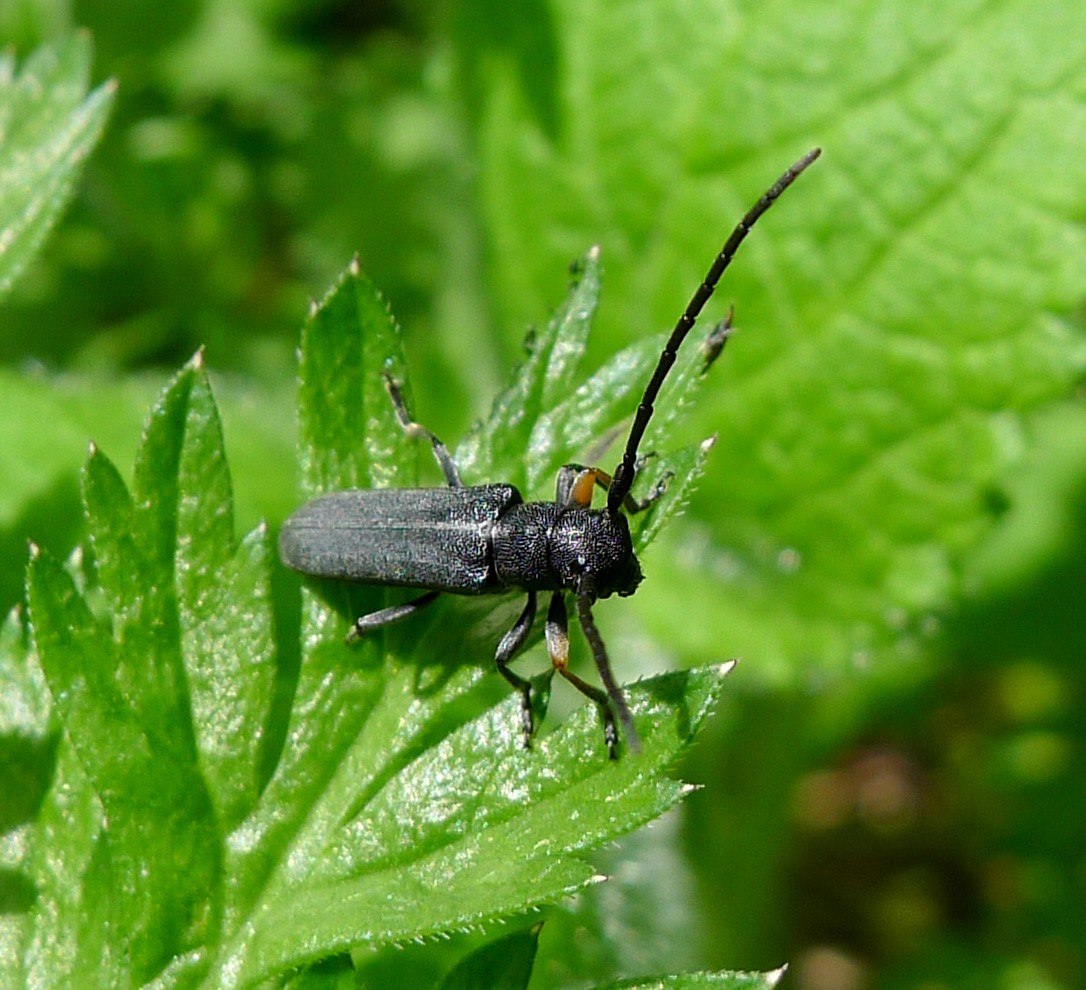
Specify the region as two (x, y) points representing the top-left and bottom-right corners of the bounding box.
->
(2, 1), (1085, 988)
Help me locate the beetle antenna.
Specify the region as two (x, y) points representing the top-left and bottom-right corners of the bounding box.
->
(575, 587), (641, 754)
(606, 147), (821, 515)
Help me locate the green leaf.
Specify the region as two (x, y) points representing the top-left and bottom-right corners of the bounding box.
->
(220, 664), (728, 987)
(297, 259), (413, 495)
(595, 968), (786, 990)
(0, 366), (295, 618)
(0, 35), (114, 299)
(15, 722), (108, 988)
(17, 352), (276, 988)
(209, 263), (732, 987)
(7, 238), (744, 986)
(435, 925), (541, 990)
(460, 0), (1086, 679)
(456, 246), (601, 490)
(216, 267), (418, 938)
(172, 362), (278, 829)
(26, 544), (218, 986)
(0, 604), (48, 738)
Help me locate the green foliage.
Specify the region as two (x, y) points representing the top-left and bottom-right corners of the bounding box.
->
(3, 263), (759, 988)
(0, 35), (113, 299)
(435, 925), (541, 990)
(3, 3), (1086, 988)
(461, 0), (1086, 678)
(598, 974), (786, 990)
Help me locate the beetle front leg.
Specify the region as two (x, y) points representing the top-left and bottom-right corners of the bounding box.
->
(623, 468), (673, 514)
(383, 372), (463, 488)
(556, 463), (672, 514)
(608, 453), (674, 513)
(545, 592), (620, 759)
(573, 588), (640, 756)
(495, 591), (538, 748)
(346, 589), (442, 643)
(555, 464), (596, 508)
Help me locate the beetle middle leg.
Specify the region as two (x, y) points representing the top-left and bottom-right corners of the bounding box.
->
(545, 592), (620, 759)
(495, 592), (538, 747)
(383, 372), (463, 487)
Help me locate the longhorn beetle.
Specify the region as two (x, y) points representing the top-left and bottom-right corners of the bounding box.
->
(279, 147), (820, 758)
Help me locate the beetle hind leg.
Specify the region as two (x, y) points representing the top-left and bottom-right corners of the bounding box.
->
(383, 372), (463, 487)
(346, 589), (442, 642)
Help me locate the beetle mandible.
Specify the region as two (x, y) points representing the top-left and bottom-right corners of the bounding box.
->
(279, 148), (820, 758)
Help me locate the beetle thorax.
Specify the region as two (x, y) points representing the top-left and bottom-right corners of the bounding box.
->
(491, 502), (642, 597)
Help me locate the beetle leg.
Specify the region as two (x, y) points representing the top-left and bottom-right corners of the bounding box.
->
(346, 589), (441, 642)
(597, 461), (673, 513)
(573, 587), (641, 756)
(383, 372), (463, 488)
(555, 464), (598, 508)
(622, 470), (673, 513)
(495, 591), (537, 747)
(546, 592), (621, 759)
(556, 462), (671, 514)
(699, 310), (734, 374)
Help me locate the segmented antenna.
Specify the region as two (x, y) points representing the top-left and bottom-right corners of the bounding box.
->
(606, 147), (821, 515)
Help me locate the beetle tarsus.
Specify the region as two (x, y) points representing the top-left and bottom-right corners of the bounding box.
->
(624, 471), (673, 514)
(699, 311), (734, 373)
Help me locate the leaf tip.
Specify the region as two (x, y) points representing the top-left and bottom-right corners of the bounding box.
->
(27, 540), (40, 559)
(701, 433), (718, 454)
(348, 254), (361, 277)
(718, 658), (739, 677)
(766, 964), (790, 987)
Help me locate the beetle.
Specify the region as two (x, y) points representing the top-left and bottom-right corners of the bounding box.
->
(279, 147), (820, 758)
